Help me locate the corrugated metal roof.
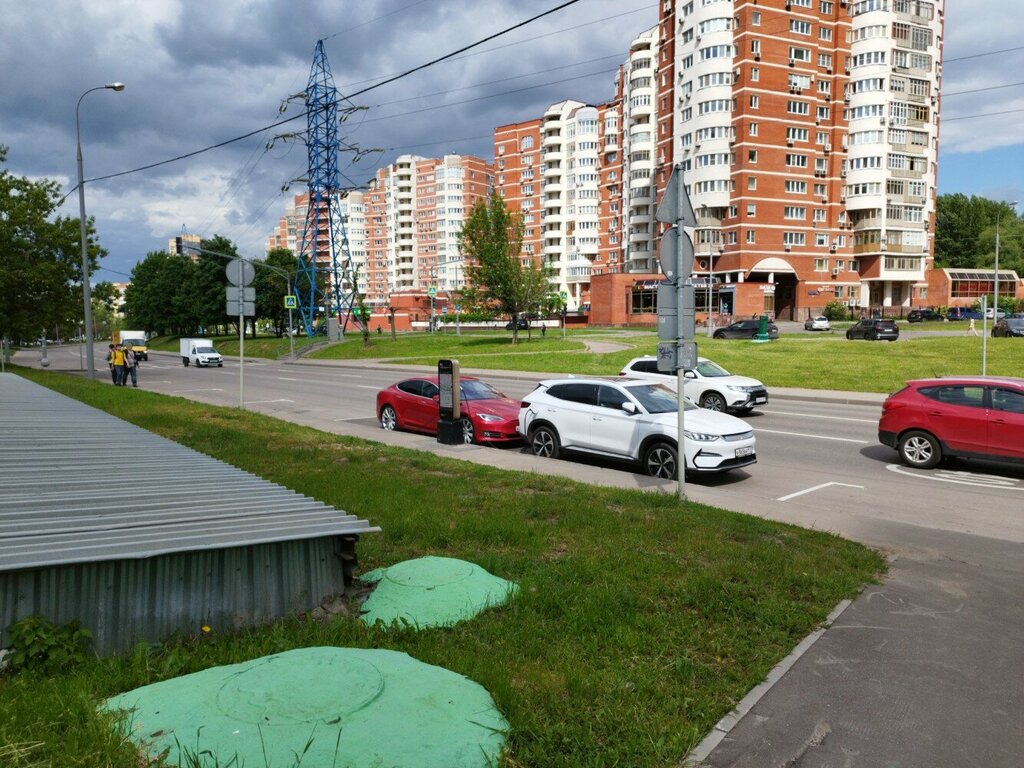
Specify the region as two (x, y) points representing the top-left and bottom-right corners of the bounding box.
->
(0, 373), (380, 573)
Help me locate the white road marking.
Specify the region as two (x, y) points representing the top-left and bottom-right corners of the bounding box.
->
(886, 464), (1024, 490)
(334, 416), (373, 422)
(767, 410), (877, 424)
(245, 398), (295, 405)
(174, 388), (224, 393)
(278, 377), (300, 382)
(777, 482), (864, 502)
(754, 428), (869, 444)
(357, 385), (379, 390)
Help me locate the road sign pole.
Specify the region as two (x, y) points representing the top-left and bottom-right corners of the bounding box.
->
(674, 170), (687, 504)
(239, 294), (244, 409)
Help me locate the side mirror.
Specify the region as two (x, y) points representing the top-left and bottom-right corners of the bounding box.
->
(621, 401), (637, 415)
(432, 394), (440, 402)
(684, 370), (697, 379)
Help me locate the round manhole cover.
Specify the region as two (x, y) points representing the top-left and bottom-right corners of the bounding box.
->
(217, 652), (384, 725)
(383, 557), (475, 588)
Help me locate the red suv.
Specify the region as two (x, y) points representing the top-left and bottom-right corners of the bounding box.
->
(878, 377), (1024, 468)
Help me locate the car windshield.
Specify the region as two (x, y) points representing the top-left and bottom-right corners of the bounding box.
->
(460, 379), (504, 401)
(196, 346), (215, 354)
(622, 382), (689, 414)
(694, 360), (730, 377)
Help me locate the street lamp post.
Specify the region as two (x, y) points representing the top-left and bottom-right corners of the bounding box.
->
(77, 82), (125, 379)
(993, 200), (1018, 327)
(705, 244), (723, 337)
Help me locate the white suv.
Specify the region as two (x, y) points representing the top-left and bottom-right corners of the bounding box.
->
(518, 377), (757, 479)
(619, 356), (768, 413)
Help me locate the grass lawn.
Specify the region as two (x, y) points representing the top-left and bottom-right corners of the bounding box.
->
(1, 368), (883, 767)
(395, 335), (1024, 393)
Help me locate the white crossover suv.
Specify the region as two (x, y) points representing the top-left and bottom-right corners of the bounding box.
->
(518, 377), (757, 479)
(619, 356), (768, 413)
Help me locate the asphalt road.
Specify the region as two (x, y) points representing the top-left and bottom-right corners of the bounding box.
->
(14, 344), (1024, 766)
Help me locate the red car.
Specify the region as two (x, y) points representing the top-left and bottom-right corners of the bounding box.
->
(878, 376), (1024, 469)
(376, 375), (522, 444)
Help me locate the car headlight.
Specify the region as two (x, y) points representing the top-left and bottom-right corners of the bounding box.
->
(727, 385), (761, 393)
(477, 413), (503, 422)
(683, 430), (719, 442)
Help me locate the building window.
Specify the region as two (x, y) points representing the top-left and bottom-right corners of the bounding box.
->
(747, 229), (757, 244)
(752, 11), (761, 25)
(785, 180), (808, 194)
(748, 149), (758, 163)
(787, 100), (810, 115)
(750, 94), (759, 108)
(748, 176), (757, 190)
(790, 47), (812, 63)
(819, 27), (833, 41)
(784, 206), (806, 219)
(520, 136), (534, 151)
(747, 204), (757, 217)
(748, 122), (758, 136)
(786, 154), (809, 167)
(790, 20), (812, 35)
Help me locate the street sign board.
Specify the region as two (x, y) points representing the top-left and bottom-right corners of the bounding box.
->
(225, 258), (255, 286)
(559, 290), (568, 301)
(428, 286), (437, 297)
(226, 301), (256, 316)
(658, 227), (695, 281)
(657, 283), (695, 341)
(284, 294), (298, 309)
(441, 306), (448, 314)
(226, 286), (255, 304)
(655, 165), (697, 227)
(679, 340), (698, 370)
(656, 342), (677, 372)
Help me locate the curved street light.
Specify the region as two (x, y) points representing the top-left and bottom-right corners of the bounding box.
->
(77, 82), (125, 379)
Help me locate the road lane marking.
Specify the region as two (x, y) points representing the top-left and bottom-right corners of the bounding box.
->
(777, 482), (864, 502)
(357, 385), (379, 389)
(278, 377), (300, 382)
(174, 388), (224, 393)
(767, 410), (877, 424)
(885, 464), (1024, 490)
(754, 428), (869, 444)
(335, 416), (374, 422)
(245, 398), (295, 405)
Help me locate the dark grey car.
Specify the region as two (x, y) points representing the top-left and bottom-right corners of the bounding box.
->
(713, 319), (780, 340)
(846, 318), (899, 341)
(992, 316), (1024, 337)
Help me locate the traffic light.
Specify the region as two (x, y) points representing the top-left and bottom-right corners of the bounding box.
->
(655, 164), (698, 372)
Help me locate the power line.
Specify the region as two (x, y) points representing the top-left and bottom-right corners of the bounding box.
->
(77, 0), (585, 188)
(356, 66), (621, 125)
(944, 107), (1024, 122)
(338, 2), (656, 90)
(321, 0), (434, 42)
(941, 81), (1024, 98)
(945, 45), (1024, 64)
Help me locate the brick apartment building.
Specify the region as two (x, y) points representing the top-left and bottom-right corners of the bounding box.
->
(606, 0), (946, 324)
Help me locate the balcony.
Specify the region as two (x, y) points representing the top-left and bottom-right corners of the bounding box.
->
(543, 149), (564, 163)
(543, 163), (562, 177)
(544, 196), (562, 209)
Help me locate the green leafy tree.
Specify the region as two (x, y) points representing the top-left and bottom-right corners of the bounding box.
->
(934, 194), (1018, 269)
(123, 251), (200, 336)
(253, 247), (295, 336)
(197, 235), (239, 335)
(460, 192), (551, 344)
(0, 145), (106, 343)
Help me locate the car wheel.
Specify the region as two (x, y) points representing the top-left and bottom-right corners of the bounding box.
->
(529, 425), (560, 459)
(700, 392), (727, 411)
(380, 405), (398, 432)
(460, 418), (475, 444)
(183, 358), (189, 367)
(868, 331), (878, 341)
(643, 441), (678, 480)
(845, 331), (853, 340)
(898, 430), (942, 469)
(713, 330), (726, 339)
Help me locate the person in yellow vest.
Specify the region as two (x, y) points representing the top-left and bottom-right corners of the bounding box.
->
(111, 344), (127, 386)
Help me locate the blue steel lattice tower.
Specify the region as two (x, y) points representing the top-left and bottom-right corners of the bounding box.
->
(295, 40), (355, 336)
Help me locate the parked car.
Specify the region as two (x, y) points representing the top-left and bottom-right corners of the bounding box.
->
(377, 375), (521, 444)
(984, 307), (1007, 320)
(945, 307), (981, 321)
(804, 315), (831, 331)
(505, 318), (530, 330)
(712, 318), (779, 340)
(906, 309), (943, 323)
(992, 316), (1024, 337)
(618, 355), (768, 413)
(878, 376), (1024, 468)
(846, 318), (899, 341)
(518, 377), (756, 479)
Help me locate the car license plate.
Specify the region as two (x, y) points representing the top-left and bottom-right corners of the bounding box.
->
(754, 397), (767, 404)
(735, 446), (754, 458)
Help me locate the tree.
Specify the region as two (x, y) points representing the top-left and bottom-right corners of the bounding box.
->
(123, 251), (199, 337)
(253, 247), (296, 336)
(0, 145), (106, 343)
(197, 235), (239, 335)
(460, 192), (551, 344)
(934, 194), (1018, 269)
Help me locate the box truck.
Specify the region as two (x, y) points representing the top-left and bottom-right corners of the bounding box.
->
(180, 338), (223, 367)
(114, 330), (148, 361)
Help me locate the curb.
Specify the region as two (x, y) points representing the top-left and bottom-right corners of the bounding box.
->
(682, 597), (855, 767)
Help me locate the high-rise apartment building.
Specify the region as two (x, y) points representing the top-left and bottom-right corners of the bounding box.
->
(495, 98), (624, 311)
(619, 0), (944, 319)
(360, 154), (493, 305)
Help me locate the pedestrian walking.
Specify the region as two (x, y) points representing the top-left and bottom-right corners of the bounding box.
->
(106, 343), (117, 383)
(967, 318), (978, 336)
(124, 346), (138, 387)
(111, 344), (126, 386)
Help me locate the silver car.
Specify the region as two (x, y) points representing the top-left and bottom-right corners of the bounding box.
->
(804, 315), (831, 331)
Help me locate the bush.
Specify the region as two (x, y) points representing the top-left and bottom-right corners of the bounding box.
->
(822, 300), (849, 321)
(3, 616), (92, 674)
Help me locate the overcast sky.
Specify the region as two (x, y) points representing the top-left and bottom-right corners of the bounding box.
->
(2, 0), (1021, 282)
